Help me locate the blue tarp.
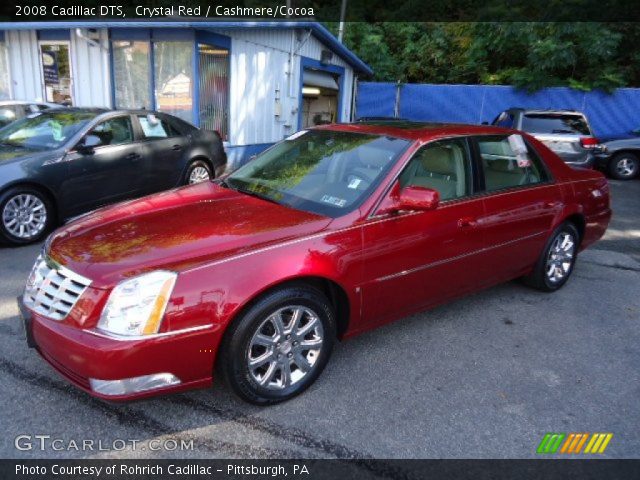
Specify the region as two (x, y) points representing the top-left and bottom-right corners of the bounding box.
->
(356, 82), (640, 137)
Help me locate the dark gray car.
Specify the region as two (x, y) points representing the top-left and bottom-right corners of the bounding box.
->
(593, 130), (640, 180)
(492, 108), (599, 168)
(0, 108), (226, 246)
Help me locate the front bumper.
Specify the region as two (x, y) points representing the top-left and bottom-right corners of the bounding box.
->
(593, 152), (613, 170)
(18, 297), (218, 401)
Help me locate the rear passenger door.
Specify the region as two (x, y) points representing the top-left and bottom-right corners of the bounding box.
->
(135, 114), (188, 193)
(473, 134), (562, 282)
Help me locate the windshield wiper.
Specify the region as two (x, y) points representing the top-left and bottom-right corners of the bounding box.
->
(0, 141), (23, 148)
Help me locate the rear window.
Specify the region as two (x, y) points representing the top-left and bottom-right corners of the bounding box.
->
(522, 114), (591, 135)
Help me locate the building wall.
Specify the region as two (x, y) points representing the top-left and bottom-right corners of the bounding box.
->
(4, 28), (112, 107)
(6, 30), (41, 101)
(215, 28), (355, 150)
(3, 26), (359, 167)
(69, 28), (111, 108)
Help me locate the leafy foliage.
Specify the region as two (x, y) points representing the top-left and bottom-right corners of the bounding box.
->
(339, 22), (639, 92)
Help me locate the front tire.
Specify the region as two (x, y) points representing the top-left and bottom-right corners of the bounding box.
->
(0, 187), (54, 246)
(608, 152), (639, 180)
(219, 285), (336, 405)
(524, 222), (579, 292)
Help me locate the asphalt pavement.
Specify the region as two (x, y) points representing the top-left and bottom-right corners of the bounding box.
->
(0, 179), (638, 460)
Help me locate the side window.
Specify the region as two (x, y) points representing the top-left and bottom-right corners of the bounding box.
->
(477, 135), (548, 192)
(494, 111), (514, 128)
(399, 138), (472, 201)
(137, 114), (180, 139)
(89, 116), (134, 146)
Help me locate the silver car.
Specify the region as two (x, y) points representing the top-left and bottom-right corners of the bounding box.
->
(492, 108), (598, 168)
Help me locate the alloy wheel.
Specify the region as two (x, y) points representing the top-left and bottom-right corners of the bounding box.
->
(247, 306), (324, 390)
(188, 166), (211, 184)
(615, 157), (637, 178)
(2, 193), (47, 240)
(545, 231), (576, 283)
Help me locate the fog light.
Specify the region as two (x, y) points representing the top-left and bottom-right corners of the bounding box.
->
(89, 373), (180, 396)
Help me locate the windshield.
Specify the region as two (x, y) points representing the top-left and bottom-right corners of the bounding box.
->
(0, 111), (96, 149)
(522, 114), (591, 135)
(227, 129), (410, 217)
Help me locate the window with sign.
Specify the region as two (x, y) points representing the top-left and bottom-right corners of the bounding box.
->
(477, 135), (549, 192)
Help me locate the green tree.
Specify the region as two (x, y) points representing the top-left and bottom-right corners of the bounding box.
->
(340, 22), (639, 92)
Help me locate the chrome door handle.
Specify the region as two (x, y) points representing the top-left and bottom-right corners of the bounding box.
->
(458, 217), (477, 228)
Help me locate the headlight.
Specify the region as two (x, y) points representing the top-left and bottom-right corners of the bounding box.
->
(97, 271), (177, 337)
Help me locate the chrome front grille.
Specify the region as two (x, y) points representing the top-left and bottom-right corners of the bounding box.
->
(23, 254), (92, 321)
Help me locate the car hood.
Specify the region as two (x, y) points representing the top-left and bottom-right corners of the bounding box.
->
(0, 145), (56, 164)
(47, 182), (332, 288)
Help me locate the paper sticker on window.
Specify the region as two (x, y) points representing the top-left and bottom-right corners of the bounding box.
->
(321, 195), (347, 207)
(347, 177), (362, 189)
(50, 121), (63, 142)
(508, 134), (531, 168)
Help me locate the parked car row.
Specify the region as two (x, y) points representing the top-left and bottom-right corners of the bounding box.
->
(0, 107), (227, 246)
(492, 108), (640, 180)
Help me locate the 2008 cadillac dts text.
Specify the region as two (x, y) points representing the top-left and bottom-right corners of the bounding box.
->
(19, 123), (611, 405)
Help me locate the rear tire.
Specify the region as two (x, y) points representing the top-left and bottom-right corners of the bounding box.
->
(218, 285), (336, 405)
(184, 160), (213, 185)
(523, 222), (579, 292)
(0, 187), (54, 246)
(608, 152), (639, 180)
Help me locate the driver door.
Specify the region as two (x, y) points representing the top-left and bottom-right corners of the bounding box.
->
(61, 115), (143, 216)
(360, 137), (487, 327)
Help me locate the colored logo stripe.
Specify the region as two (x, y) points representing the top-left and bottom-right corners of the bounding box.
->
(584, 433), (613, 454)
(560, 433), (589, 453)
(537, 433), (613, 454)
(537, 433), (565, 454)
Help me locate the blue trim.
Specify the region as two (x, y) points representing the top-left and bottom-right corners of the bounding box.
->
(195, 30), (231, 50)
(299, 56), (346, 130)
(37, 29), (70, 41)
(149, 41), (156, 111)
(192, 41), (200, 126)
(110, 28), (151, 41)
(1, 21), (372, 75)
(151, 28), (194, 41)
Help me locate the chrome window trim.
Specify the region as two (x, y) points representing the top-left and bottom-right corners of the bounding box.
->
(85, 323), (214, 341)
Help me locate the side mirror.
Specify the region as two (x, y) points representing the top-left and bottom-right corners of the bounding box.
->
(76, 134), (102, 154)
(377, 184), (440, 215)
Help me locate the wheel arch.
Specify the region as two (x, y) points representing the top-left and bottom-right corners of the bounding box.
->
(232, 275), (351, 339)
(562, 212), (586, 245)
(182, 155), (215, 182)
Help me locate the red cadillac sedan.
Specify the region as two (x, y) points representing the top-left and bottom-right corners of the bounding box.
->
(19, 122), (611, 404)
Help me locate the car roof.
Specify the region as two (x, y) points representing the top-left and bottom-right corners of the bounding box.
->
(508, 108), (586, 116)
(0, 100), (58, 106)
(314, 121), (515, 141)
